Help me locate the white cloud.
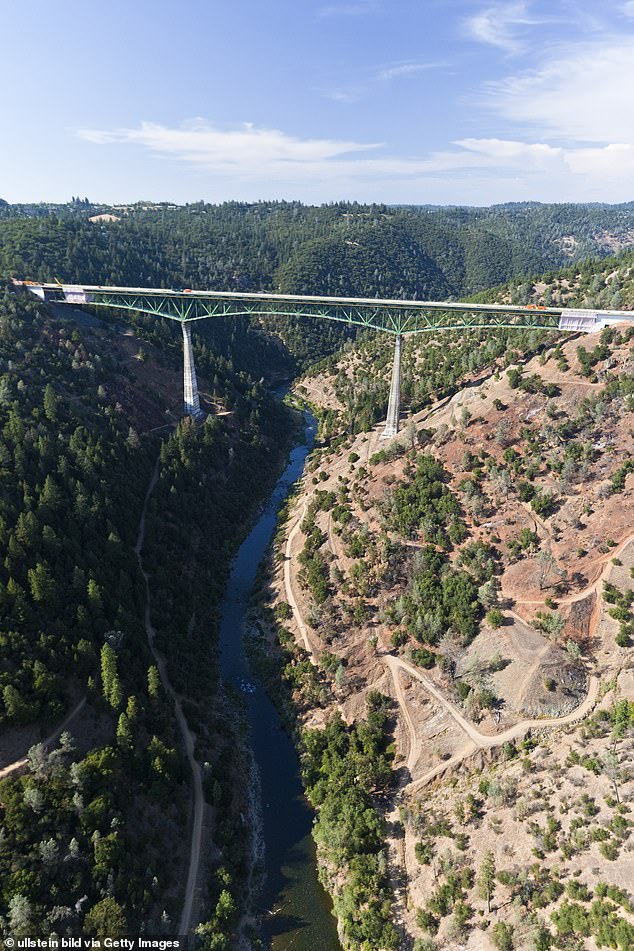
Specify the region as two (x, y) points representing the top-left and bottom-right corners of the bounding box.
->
(465, 2), (544, 52)
(325, 60), (446, 103)
(76, 120), (634, 204)
(623, 0), (634, 16)
(486, 35), (634, 141)
(78, 120), (382, 174)
(378, 62), (445, 81)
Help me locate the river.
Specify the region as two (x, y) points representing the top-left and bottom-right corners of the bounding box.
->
(217, 407), (342, 951)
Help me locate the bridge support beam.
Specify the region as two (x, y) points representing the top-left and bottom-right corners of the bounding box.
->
(381, 334), (402, 439)
(182, 322), (205, 421)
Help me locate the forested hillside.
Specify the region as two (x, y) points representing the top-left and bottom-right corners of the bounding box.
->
(475, 245), (634, 312)
(0, 288), (295, 943)
(2, 198), (634, 948)
(267, 296), (634, 951)
(3, 200), (634, 298)
(3, 199), (634, 370)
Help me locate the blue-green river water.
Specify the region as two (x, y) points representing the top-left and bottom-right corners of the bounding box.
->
(217, 409), (342, 951)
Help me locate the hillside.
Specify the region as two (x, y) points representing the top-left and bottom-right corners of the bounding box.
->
(255, 321), (634, 949)
(4, 201), (634, 374)
(0, 289), (294, 944)
(4, 202), (634, 297)
(474, 246), (634, 312)
(302, 244), (634, 438)
(3, 203), (634, 949)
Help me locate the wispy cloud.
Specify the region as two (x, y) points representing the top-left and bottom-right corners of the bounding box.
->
(78, 120), (382, 172)
(465, 1), (546, 53)
(485, 35), (634, 141)
(378, 61), (446, 81)
(325, 60), (446, 103)
(622, 0), (634, 16)
(76, 119), (634, 204)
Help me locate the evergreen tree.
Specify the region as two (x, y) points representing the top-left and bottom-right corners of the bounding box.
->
(43, 383), (58, 422)
(147, 664), (160, 699)
(477, 849), (496, 913)
(116, 712), (133, 751)
(83, 897), (128, 939)
(100, 643), (117, 703)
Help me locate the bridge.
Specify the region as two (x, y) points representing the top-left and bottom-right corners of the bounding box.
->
(12, 280), (632, 437)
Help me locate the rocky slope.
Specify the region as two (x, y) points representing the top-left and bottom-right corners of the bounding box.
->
(260, 320), (634, 949)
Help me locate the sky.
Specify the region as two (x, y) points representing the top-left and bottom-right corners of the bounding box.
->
(2, 0), (634, 206)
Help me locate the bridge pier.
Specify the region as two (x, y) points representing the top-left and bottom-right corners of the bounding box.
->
(381, 334), (402, 439)
(182, 322), (205, 421)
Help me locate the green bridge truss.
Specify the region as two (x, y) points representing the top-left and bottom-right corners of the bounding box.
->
(14, 279), (632, 433)
(13, 281), (574, 335)
(14, 281), (632, 336)
(14, 280), (634, 335)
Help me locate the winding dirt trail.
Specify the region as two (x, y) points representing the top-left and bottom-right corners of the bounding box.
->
(284, 503), (319, 662)
(508, 529), (634, 609)
(387, 654), (599, 779)
(0, 696), (87, 780)
(282, 499), (603, 799)
(385, 659), (419, 773)
(404, 663), (600, 792)
(135, 458), (203, 938)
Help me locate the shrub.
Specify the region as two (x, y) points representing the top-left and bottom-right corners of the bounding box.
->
(491, 922), (514, 950)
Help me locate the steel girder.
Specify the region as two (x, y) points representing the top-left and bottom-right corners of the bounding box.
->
(22, 284), (564, 335)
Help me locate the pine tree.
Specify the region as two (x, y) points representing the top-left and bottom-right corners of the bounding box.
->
(477, 849), (496, 913)
(41, 474), (62, 510)
(28, 562), (55, 605)
(147, 664), (160, 699)
(43, 383), (58, 422)
(8, 894), (34, 936)
(87, 578), (103, 610)
(83, 897), (127, 939)
(100, 643), (117, 703)
(116, 712), (133, 751)
(109, 676), (124, 711)
(126, 695), (138, 720)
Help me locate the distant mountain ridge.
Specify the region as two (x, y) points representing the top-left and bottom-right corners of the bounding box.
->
(4, 200), (634, 302)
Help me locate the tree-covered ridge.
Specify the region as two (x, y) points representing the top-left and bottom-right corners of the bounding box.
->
(0, 291), (190, 936)
(302, 701), (398, 950)
(144, 389), (292, 699)
(4, 200), (634, 297)
(0, 289), (297, 944)
(0, 290), (152, 725)
(473, 244), (634, 312)
(302, 240), (634, 438)
(4, 199), (634, 382)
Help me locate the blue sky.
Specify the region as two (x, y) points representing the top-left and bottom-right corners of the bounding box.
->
(3, 0), (634, 205)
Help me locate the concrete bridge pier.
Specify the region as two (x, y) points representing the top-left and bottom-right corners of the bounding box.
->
(381, 334), (402, 439)
(182, 321), (205, 421)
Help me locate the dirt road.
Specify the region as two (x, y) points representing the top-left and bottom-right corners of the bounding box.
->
(403, 659), (600, 793)
(135, 459), (203, 937)
(283, 497), (602, 797)
(0, 696), (87, 780)
(284, 503), (319, 661)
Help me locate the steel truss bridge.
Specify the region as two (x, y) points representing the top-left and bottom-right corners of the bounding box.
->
(13, 280), (633, 436)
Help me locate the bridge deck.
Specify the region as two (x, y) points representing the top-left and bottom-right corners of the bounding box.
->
(11, 279), (632, 336)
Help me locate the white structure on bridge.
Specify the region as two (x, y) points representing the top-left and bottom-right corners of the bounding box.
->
(381, 335), (402, 439)
(182, 322), (205, 421)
